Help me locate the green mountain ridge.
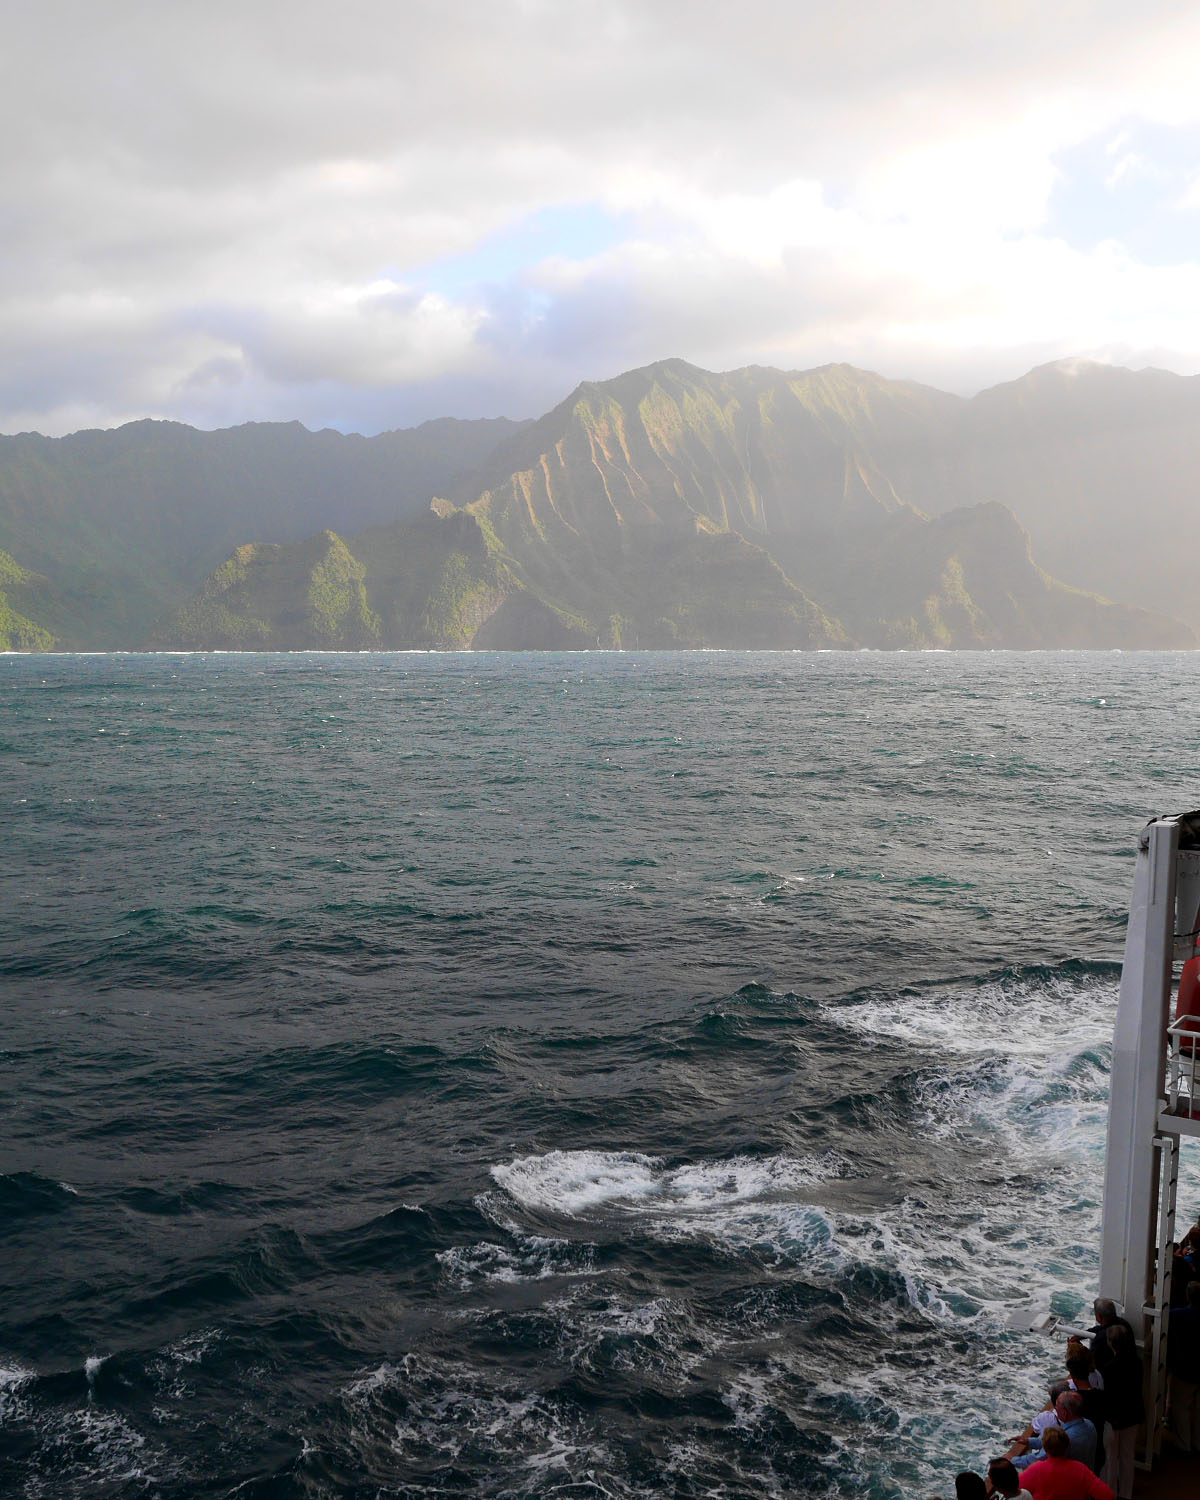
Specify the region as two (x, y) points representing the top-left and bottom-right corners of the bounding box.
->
(149, 360), (1189, 651)
(6, 356), (1196, 650)
(0, 413), (528, 645)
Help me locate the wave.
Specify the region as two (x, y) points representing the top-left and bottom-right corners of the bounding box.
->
(0, 1360), (162, 1494)
(0, 1171), (79, 1220)
(0, 1362), (35, 1421)
(436, 1232), (595, 1288)
(829, 959), (1118, 1058)
(492, 1149), (847, 1219)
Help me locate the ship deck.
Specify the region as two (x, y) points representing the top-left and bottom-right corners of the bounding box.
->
(1134, 1446), (1198, 1498)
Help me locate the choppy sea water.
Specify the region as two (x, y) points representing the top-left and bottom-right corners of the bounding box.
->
(3, 649), (1199, 1500)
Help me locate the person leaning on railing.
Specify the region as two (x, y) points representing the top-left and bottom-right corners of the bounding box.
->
(1008, 1391), (1097, 1473)
(1097, 1323), (1144, 1500)
(1018, 1427), (1113, 1500)
(1087, 1300), (1133, 1377)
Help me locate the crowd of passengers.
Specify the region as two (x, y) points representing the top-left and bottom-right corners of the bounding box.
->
(932, 1227), (1200, 1500)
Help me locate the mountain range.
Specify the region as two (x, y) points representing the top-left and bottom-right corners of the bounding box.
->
(1, 358), (1196, 651)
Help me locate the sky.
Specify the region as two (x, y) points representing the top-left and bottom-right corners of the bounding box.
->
(5, 0), (1200, 436)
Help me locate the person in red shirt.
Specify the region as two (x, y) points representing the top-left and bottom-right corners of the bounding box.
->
(1020, 1427), (1114, 1500)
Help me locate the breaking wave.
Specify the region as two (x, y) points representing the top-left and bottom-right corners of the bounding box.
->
(8, 649), (1200, 1497)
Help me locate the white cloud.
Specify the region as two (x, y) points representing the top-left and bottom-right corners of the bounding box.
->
(5, 1), (1200, 433)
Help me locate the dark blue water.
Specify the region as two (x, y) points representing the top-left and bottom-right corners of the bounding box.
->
(2, 650), (1198, 1499)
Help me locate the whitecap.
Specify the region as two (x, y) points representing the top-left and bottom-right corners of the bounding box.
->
(492, 1149), (660, 1214)
(491, 1148), (844, 1219)
(828, 966), (1115, 1060)
(345, 1361), (400, 1399)
(341, 1353), (601, 1477)
(163, 1328), (219, 1366)
(436, 1234), (594, 1287)
(0, 1363), (35, 1420)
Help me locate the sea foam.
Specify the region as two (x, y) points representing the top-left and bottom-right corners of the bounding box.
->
(492, 1149), (844, 1218)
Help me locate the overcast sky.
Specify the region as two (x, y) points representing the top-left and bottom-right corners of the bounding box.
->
(5, 0), (1200, 435)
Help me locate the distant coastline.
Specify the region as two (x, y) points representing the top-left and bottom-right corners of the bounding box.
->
(3, 358), (1197, 655)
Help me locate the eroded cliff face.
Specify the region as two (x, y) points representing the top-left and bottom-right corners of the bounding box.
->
(415, 360), (1187, 651)
(33, 357), (1200, 651)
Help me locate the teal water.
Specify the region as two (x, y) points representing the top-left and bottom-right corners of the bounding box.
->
(2, 650), (1197, 1498)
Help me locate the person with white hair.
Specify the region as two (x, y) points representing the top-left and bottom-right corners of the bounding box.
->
(1088, 1299), (1133, 1375)
(1008, 1391), (1097, 1473)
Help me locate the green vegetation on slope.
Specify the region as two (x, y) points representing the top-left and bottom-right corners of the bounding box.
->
(0, 414), (528, 644)
(162, 532), (380, 649)
(21, 356), (1198, 651)
(449, 360), (1187, 650)
(0, 551), (57, 649)
(775, 504), (1189, 649)
(157, 510), (597, 651)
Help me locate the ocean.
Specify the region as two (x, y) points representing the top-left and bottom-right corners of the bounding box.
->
(3, 649), (1198, 1499)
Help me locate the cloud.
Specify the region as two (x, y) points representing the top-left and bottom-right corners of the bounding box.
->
(5, 1), (1200, 433)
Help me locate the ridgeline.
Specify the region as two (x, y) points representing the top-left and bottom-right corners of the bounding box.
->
(1, 360), (1194, 650)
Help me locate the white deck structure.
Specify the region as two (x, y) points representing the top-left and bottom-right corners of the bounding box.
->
(1100, 810), (1200, 1467)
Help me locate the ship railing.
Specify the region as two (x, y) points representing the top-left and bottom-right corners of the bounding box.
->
(1163, 1019), (1200, 1130)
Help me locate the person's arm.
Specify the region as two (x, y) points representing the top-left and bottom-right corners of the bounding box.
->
(1085, 1470), (1115, 1500)
(1007, 1418), (1037, 1445)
